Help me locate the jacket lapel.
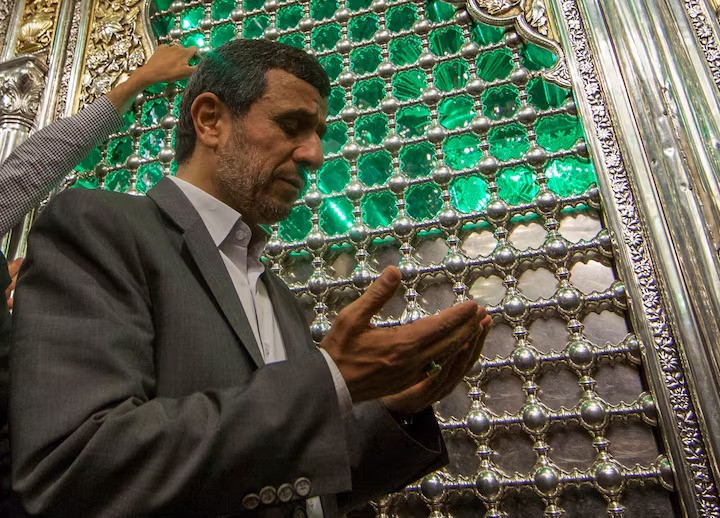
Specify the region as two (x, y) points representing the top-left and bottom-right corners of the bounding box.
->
(147, 177), (264, 368)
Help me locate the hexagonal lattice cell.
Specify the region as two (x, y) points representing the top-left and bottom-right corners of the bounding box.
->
(71, 0), (680, 515)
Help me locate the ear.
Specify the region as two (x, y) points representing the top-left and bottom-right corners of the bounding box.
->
(190, 92), (232, 152)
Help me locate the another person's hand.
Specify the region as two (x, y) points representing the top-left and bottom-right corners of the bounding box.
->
(320, 267), (489, 405)
(5, 257), (23, 310)
(131, 44), (199, 87)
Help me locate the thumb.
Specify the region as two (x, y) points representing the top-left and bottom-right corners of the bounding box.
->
(343, 266), (401, 326)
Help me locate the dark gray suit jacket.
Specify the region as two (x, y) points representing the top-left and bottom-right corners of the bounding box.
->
(10, 177), (446, 517)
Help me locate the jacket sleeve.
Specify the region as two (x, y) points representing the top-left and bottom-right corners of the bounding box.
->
(10, 189), (353, 517)
(0, 95), (122, 236)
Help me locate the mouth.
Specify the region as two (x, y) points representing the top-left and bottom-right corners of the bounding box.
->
(278, 176), (303, 192)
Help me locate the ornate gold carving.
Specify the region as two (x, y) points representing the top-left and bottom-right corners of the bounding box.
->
(0, 55), (47, 128)
(472, 0), (551, 38)
(14, 0), (62, 55)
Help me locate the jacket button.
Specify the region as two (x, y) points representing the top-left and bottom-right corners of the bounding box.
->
(292, 506), (307, 518)
(259, 485), (277, 505)
(242, 493), (260, 510)
(278, 483), (294, 502)
(294, 477), (312, 497)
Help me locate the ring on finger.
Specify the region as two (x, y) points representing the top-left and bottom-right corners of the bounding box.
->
(425, 360), (443, 378)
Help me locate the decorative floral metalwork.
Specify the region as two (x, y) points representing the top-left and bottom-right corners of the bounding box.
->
(684, 0), (720, 93)
(0, 0), (15, 58)
(14, 0), (62, 55)
(0, 56), (47, 128)
(55, 0), (85, 118)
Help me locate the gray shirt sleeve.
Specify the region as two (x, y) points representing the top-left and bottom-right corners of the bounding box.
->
(0, 95), (123, 236)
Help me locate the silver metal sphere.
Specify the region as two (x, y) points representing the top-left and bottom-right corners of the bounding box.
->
(454, 9), (470, 24)
(580, 399), (607, 429)
(340, 106), (358, 122)
(512, 347), (537, 373)
(125, 154), (142, 171)
(393, 216), (414, 236)
(308, 273), (329, 295)
(522, 404), (548, 432)
(383, 133), (402, 152)
(588, 185), (601, 205)
(345, 180), (365, 200)
(263, 26), (279, 40)
(230, 7), (245, 20)
(352, 266), (374, 289)
(641, 392), (658, 423)
(475, 470), (501, 500)
(128, 123), (143, 137)
(534, 466), (560, 496)
(348, 224), (369, 243)
(298, 16), (314, 30)
(460, 41), (479, 59)
(594, 462), (624, 494)
(567, 339), (594, 369)
(471, 115), (492, 135)
(160, 114), (177, 130)
(304, 189), (323, 209)
(342, 141), (361, 160)
(380, 96), (399, 114)
(397, 257), (418, 280)
(169, 0), (185, 13)
(565, 99), (577, 115)
(337, 71), (355, 87)
(486, 200), (508, 222)
(335, 38), (352, 54)
(199, 18), (214, 30)
(444, 253), (466, 274)
(306, 231), (326, 250)
(370, 0), (387, 12)
(545, 237), (568, 260)
(503, 294), (527, 318)
(494, 245), (516, 267)
(158, 146), (175, 164)
(556, 287), (582, 312)
(510, 67), (530, 86)
(535, 190), (557, 213)
(477, 156), (499, 176)
(264, 0), (278, 10)
(413, 19), (431, 35)
(658, 455), (674, 490)
(377, 61), (394, 78)
(574, 140), (589, 158)
(310, 317), (331, 342)
(466, 409), (491, 437)
(264, 239), (284, 256)
(420, 473), (445, 501)
(467, 78), (487, 95)
(431, 166), (452, 185)
(168, 27), (183, 39)
(525, 146), (548, 167)
(373, 29), (391, 44)
(418, 52), (436, 69)
(388, 174), (408, 194)
(626, 334), (641, 361)
(426, 124), (445, 143)
(421, 87), (441, 106)
(516, 106), (537, 125)
(611, 280), (626, 301)
(504, 31), (521, 48)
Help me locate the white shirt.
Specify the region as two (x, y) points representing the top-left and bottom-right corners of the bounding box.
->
(169, 176), (350, 516)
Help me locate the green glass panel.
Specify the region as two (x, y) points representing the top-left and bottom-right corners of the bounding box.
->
(277, 4), (303, 28)
(438, 95), (474, 130)
(482, 85), (520, 120)
(144, 81), (167, 95)
(389, 35), (422, 66)
(444, 134), (482, 170)
(396, 105), (431, 138)
(120, 111), (135, 131)
(476, 48), (514, 82)
(362, 191), (398, 228)
(521, 42), (557, 71)
(76, 147), (102, 172)
(470, 22), (504, 46)
(387, 4), (417, 32)
(212, 0), (235, 20)
(353, 78), (385, 109)
(355, 113), (389, 146)
(527, 78), (570, 110)
(173, 94), (182, 117)
(535, 114), (582, 152)
(450, 175), (490, 213)
(434, 59), (469, 92)
(107, 137), (133, 166)
(244, 0), (264, 9)
(392, 70), (427, 101)
(181, 6), (204, 30)
(211, 24), (236, 47)
(358, 151), (392, 185)
(311, 24), (341, 51)
(243, 14), (270, 38)
(322, 122), (348, 154)
(347, 0), (371, 10)
(399, 142), (435, 178)
(496, 166), (539, 205)
(348, 14), (379, 42)
(137, 162), (165, 194)
(405, 183), (443, 221)
(327, 87), (346, 116)
(425, 0), (455, 22)
(279, 205), (313, 241)
(278, 33), (305, 48)
(545, 157), (596, 197)
(429, 27), (463, 56)
(350, 45), (381, 74)
(319, 54), (343, 81)
(105, 169), (131, 192)
(181, 32), (206, 49)
(317, 159), (351, 193)
(154, 0), (173, 11)
(151, 14), (174, 38)
(141, 98), (169, 126)
(310, 0), (338, 19)
(139, 130), (166, 158)
(488, 123), (530, 161)
(319, 196), (354, 235)
(72, 176), (99, 189)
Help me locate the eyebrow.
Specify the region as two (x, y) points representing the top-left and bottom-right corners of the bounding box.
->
(273, 108), (327, 138)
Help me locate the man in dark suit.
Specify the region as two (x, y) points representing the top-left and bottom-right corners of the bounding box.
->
(10, 39), (491, 517)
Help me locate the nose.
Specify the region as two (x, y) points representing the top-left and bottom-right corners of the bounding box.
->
(294, 133), (324, 170)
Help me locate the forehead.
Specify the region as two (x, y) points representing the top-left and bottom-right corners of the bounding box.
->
(257, 68), (328, 117)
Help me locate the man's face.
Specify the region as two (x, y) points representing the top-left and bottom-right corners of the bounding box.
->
(214, 69), (327, 226)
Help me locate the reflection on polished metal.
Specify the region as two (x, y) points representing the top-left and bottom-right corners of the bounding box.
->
(13, 0), (62, 55)
(681, 0), (720, 95)
(0, 0), (17, 59)
(0, 55), (47, 129)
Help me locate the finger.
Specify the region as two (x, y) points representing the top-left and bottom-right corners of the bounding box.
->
(185, 46), (200, 56)
(8, 258), (23, 277)
(405, 304), (481, 363)
(338, 266), (401, 327)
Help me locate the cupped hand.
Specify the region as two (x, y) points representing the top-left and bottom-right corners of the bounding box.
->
(133, 44), (199, 87)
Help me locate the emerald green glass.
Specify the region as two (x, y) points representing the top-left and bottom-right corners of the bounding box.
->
(317, 159), (351, 193)
(180, 6), (204, 30)
(450, 175), (490, 213)
(170, 160), (178, 176)
(355, 113), (389, 146)
(73, 176), (99, 189)
(120, 111), (135, 131)
(211, 24), (236, 47)
(310, 0), (337, 19)
(389, 36), (422, 66)
(141, 98), (169, 126)
(137, 162), (164, 194)
(243, 14), (270, 38)
(151, 14), (174, 38)
(527, 78), (570, 110)
(277, 4), (303, 28)
(181, 32), (206, 49)
(425, 0), (455, 22)
(482, 85), (520, 120)
(322, 122), (348, 154)
(535, 114), (582, 152)
(347, 0), (371, 10)
(327, 87), (346, 116)
(173, 94), (182, 117)
(279, 205), (313, 241)
(350, 45), (381, 74)
(545, 157), (596, 197)
(319, 197), (354, 235)
(488, 123), (530, 161)
(444, 134), (482, 170)
(470, 21), (504, 46)
(107, 137), (133, 166)
(434, 59), (469, 92)
(144, 81), (167, 95)
(362, 191), (398, 228)
(387, 4), (417, 32)
(153, 0), (172, 11)
(105, 169), (130, 192)
(520, 42), (557, 71)
(139, 130), (166, 158)
(476, 48), (514, 82)
(353, 78), (385, 109)
(392, 70), (427, 101)
(399, 142), (435, 178)
(396, 105), (431, 138)
(348, 14), (379, 42)
(405, 183), (443, 221)
(311, 23), (341, 51)
(212, 0), (235, 20)
(358, 151), (392, 185)
(438, 95), (474, 130)
(76, 147), (102, 173)
(496, 166), (538, 204)
(429, 27), (463, 56)
(278, 33), (305, 48)
(244, 0), (264, 10)
(319, 54), (343, 81)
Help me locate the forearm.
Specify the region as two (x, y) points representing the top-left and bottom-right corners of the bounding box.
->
(105, 68), (155, 114)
